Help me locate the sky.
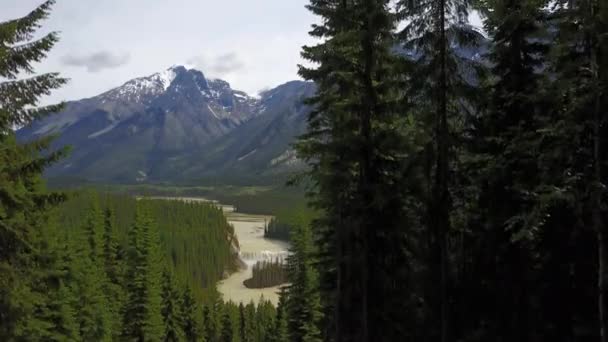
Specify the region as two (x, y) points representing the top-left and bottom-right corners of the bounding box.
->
(2, 0), (317, 104)
(2, 1), (483, 106)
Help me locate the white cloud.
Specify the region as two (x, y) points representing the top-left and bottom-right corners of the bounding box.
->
(1, 0), (316, 102)
(61, 51), (130, 73)
(187, 52), (245, 78)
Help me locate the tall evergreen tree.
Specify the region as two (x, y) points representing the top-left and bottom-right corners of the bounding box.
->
(219, 309), (234, 342)
(161, 269), (183, 342)
(397, 0), (482, 340)
(121, 206), (164, 341)
(458, 0), (551, 339)
(285, 223), (322, 342)
(71, 236), (112, 341)
(83, 194), (103, 263)
(0, 1), (68, 338)
(255, 298), (276, 342)
(14, 218), (81, 341)
(545, 0), (608, 339)
(180, 286), (202, 342)
(202, 304), (217, 342)
(101, 206), (124, 339)
(298, 0), (411, 340)
(271, 288), (289, 342)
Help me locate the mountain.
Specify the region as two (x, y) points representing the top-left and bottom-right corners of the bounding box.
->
(18, 66), (314, 184)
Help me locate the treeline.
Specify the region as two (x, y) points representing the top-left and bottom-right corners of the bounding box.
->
(264, 218), (291, 241)
(1, 188), (209, 340)
(264, 204), (315, 241)
(200, 298), (277, 342)
(243, 259), (287, 289)
(56, 192), (237, 302)
(292, 0), (608, 341)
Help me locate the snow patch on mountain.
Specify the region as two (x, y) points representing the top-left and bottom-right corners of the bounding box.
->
(270, 149), (299, 167)
(88, 123), (118, 139)
(237, 149), (257, 161)
(157, 68), (177, 91)
(100, 67), (179, 103)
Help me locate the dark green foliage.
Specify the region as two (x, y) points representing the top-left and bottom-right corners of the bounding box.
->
(180, 286), (202, 342)
(243, 259), (287, 289)
(55, 192), (236, 303)
(398, 0), (484, 340)
(264, 218), (291, 241)
(264, 203), (315, 241)
(298, 0), (414, 340)
(255, 299), (276, 342)
(455, 0), (553, 340)
(200, 298), (277, 342)
(161, 269), (183, 342)
(219, 309), (234, 342)
(202, 304), (218, 342)
(271, 289), (289, 342)
(294, 0), (608, 340)
(101, 207), (125, 338)
(71, 204), (112, 341)
(0, 1), (70, 339)
(284, 223), (322, 342)
(120, 206), (163, 341)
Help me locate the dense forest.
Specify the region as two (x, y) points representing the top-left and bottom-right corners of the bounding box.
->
(243, 259), (288, 289)
(264, 204), (315, 241)
(294, 0), (608, 341)
(1, 0), (608, 341)
(56, 192), (237, 302)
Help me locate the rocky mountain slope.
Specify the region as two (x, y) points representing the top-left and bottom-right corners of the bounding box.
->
(18, 66), (314, 183)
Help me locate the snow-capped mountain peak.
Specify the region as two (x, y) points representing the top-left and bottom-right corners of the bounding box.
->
(99, 66), (186, 104)
(157, 67), (177, 91)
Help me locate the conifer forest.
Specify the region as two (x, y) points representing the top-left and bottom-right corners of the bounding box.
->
(1, 0), (608, 341)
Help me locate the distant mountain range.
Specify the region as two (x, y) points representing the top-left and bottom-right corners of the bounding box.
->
(18, 66), (315, 184)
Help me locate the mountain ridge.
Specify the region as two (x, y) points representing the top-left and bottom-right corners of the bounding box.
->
(18, 65), (314, 184)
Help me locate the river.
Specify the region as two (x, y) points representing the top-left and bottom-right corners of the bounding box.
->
(148, 196), (289, 305)
(217, 211), (289, 305)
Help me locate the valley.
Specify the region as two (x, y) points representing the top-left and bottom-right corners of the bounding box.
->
(218, 211), (289, 305)
(145, 195), (290, 305)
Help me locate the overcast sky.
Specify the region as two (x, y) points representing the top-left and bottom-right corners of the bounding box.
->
(2, 0), (317, 104)
(3, 1), (483, 106)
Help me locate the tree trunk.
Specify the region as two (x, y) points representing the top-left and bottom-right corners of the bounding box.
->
(593, 62), (607, 342)
(590, 2), (607, 339)
(437, 1), (450, 341)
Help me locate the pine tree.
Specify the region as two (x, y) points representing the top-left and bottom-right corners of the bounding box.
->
(397, 0), (482, 339)
(102, 207), (121, 284)
(101, 206), (124, 339)
(239, 303), (246, 342)
(202, 304), (215, 342)
(271, 288), (289, 342)
(83, 193), (104, 263)
(13, 219), (81, 341)
(463, 0), (550, 339)
(121, 206), (164, 341)
(298, 0), (411, 340)
(180, 286), (201, 342)
(0, 0), (68, 338)
(255, 298), (276, 342)
(219, 310), (234, 342)
(161, 269), (183, 342)
(70, 202), (112, 341)
(71, 240), (112, 341)
(545, 0), (608, 340)
(285, 224), (322, 342)
(242, 301), (257, 342)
